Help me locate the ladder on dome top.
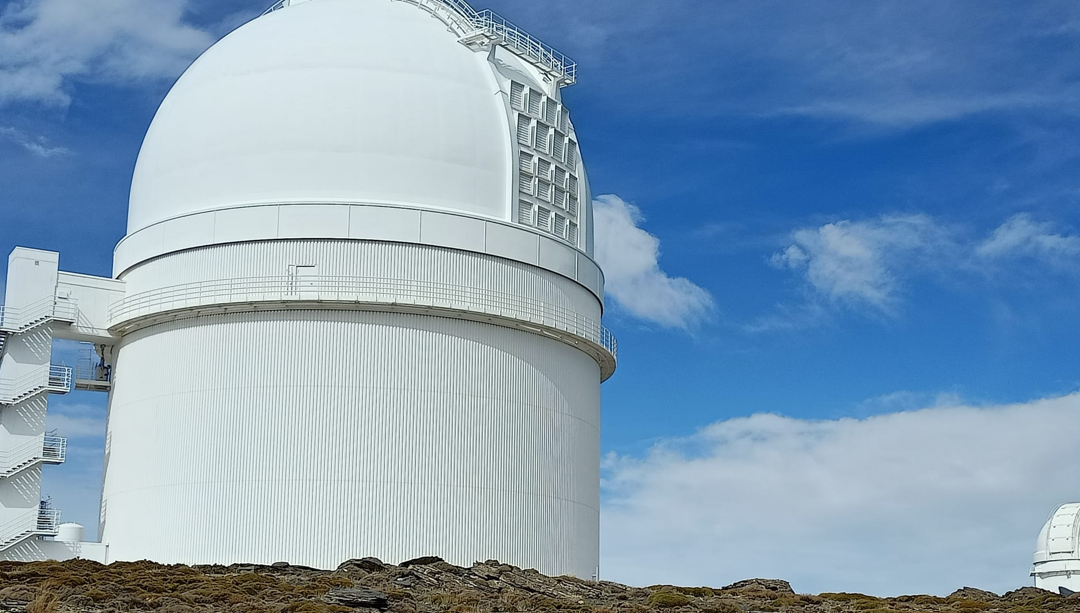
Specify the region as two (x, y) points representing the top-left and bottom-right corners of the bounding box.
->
(261, 0), (578, 85)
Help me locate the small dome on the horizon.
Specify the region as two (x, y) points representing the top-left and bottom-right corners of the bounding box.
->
(1032, 503), (1080, 594)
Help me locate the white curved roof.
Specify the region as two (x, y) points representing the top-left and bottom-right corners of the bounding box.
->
(266, 0), (577, 84)
(1035, 503), (1080, 561)
(128, 0), (513, 235)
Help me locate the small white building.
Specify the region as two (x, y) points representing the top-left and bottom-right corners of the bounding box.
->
(1032, 503), (1080, 594)
(0, 0), (614, 578)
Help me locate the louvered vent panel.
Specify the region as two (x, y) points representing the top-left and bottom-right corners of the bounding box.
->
(519, 172), (533, 195)
(568, 175), (578, 194)
(546, 100), (559, 124)
(516, 115), (532, 146)
(553, 134), (565, 162)
(537, 158), (552, 180)
(568, 196), (578, 217)
(519, 152), (534, 173)
(517, 201), (534, 225)
(537, 207), (551, 230)
(554, 213), (567, 238)
(568, 222), (578, 246)
(566, 142), (578, 168)
(537, 180), (552, 202)
(535, 126), (550, 154)
(560, 109), (570, 132)
(554, 167), (567, 188)
(528, 90), (543, 116)
(510, 82), (525, 110)
(555, 187), (568, 209)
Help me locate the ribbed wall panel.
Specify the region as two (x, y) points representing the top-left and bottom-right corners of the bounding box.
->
(101, 310), (600, 576)
(120, 240), (599, 320)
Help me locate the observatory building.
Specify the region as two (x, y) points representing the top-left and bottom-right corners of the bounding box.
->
(0, 0), (615, 578)
(1033, 503), (1080, 594)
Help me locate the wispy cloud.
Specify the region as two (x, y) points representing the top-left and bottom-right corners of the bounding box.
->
(593, 194), (715, 330)
(497, 1), (1080, 128)
(767, 212), (1080, 324)
(769, 215), (955, 315)
(601, 391), (1080, 596)
(0, 126), (70, 157)
(976, 213), (1080, 265)
(46, 403), (106, 438)
(0, 0), (214, 106)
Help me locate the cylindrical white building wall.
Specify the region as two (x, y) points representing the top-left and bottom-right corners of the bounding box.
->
(101, 309), (600, 575)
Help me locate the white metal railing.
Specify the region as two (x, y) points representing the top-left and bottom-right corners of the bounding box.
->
(263, 0), (577, 84)
(0, 510), (35, 548)
(0, 435), (67, 477)
(0, 296), (77, 334)
(43, 436), (66, 462)
(110, 275), (616, 363)
(0, 364), (73, 405)
(0, 506), (60, 550)
(37, 507), (61, 533)
(471, 10), (577, 83)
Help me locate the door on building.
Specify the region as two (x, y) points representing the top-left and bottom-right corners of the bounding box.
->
(290, 265), (319, 301)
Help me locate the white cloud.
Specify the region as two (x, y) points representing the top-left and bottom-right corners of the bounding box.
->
(0, 0), (214, 106)
(513, 1), (1080, 127)
(0, 126), (70, 157)
(976, 214), (1080, 265)
(601, 392), (1080, 596)
(768, 212), (1080, 324)
(45, 406), (106, 438)
(770, 215), (953, 313)
(593, 194), (714, 329)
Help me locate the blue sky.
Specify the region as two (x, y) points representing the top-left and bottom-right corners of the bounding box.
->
(3, 0), (1080, 598)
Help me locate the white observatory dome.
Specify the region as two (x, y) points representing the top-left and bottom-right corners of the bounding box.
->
(1032, 503), (1080, 594)
(128, 0), (511, 235)
(94, 0), (612, 579)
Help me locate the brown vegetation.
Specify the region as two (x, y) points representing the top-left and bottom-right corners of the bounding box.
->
(0, 557), (1075, 613)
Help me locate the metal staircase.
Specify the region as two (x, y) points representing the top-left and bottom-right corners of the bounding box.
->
(0, 297), (77, 336)
(0, 293), (78, 556)
(0, 365), (72, 406)
(0, 505), (61, 552)
(0, 436), (66, 480)
(0, 297), (77, 366)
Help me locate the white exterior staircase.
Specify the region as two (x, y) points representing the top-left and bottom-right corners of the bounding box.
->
(0, 435), (66, 480)
(0, 297), (77, 336)
(0, 364), (72, 406)
(0, 505), (61, 552)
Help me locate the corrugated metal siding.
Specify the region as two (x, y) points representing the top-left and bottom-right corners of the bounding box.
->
(121, 240), (599, 320)
(101, 310), (600, 577)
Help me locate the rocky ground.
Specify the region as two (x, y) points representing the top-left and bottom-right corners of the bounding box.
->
(0, 557), (1075, 613)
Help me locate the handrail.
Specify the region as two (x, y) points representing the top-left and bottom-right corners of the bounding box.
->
(43, 436), (67, 461)
(0, 509), (35, 545)
(0, 296), (77, 333)
(262, 0), (577, 85)
(0, 506), (60, 549)
(37, 508), (61, 533)
(471, 10), (577, 83)
(0, 364), (73, 404)
(110, 275), (616, 365)
(0, 435), (66, 476)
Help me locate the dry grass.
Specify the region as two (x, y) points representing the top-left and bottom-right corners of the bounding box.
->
(0, 558), (1076, 613)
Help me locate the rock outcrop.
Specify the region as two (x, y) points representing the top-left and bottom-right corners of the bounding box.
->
(0, 558), (1076, 613)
